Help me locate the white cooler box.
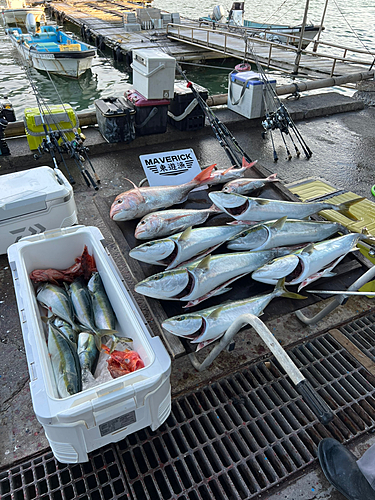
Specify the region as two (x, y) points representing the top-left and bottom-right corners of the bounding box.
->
(227, 70), (277, 119)
(7, 225), (172, 464)
(131, 48), (176, 99)
(0, 166), (77, 255)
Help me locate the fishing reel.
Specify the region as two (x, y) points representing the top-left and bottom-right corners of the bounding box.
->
(0, 97), (16, 156)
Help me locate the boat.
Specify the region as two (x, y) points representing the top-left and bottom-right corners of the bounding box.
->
(200, 3), (323, 49)
(6, 16), (97, 78)
(1, 0), (46, 26)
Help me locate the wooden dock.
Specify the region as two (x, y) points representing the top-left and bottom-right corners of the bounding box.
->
(166, 23), (375, 78)
(46, 1), (223, 65)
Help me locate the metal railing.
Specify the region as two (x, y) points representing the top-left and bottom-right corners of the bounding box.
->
(167, 22), (375, 76)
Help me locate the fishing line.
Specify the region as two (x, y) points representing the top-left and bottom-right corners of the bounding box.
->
(148, 36), (253, 167)
(39, 66), (100, 186)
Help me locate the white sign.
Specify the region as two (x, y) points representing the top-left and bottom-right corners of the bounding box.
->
(139, 148), (201, 186)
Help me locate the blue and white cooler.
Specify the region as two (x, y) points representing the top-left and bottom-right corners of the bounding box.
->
(227, 70), (277, 119)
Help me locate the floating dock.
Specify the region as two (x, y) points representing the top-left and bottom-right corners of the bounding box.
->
(46, 1), (224, 65)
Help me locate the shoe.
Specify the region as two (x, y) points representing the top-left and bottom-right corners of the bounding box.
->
(318, 438), (375, 500)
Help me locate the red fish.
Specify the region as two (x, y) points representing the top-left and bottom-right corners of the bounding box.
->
(102, 345), (144, 378)
(29, 245), (97, 284)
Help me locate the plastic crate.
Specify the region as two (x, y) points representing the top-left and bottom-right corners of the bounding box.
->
(168, 81), (208, 131)
(125, 89), (169, 136)
(23, 104), (80, 151)
(95, 97), (136, 143)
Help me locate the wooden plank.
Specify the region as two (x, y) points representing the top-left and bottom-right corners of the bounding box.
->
(330, 328), (375, 376)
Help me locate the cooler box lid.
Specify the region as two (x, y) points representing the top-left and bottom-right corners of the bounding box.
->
(0, 166), (72, 222)
(94, 96), (136, 117)
(132, 48), (176, 67)
(230, 70), (276, 86)
(125, 89), (170, 107)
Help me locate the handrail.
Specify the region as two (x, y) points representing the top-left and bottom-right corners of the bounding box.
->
(167, 22), (375, 76)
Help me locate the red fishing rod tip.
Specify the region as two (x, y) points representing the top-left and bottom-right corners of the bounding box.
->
(186, 81), (192, 88)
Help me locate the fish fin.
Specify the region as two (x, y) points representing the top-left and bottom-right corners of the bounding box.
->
(266, 173), (279, 181)
(271, 216), (288, 230)
(276, 277), (307, 299)
(193, 164), (217, 184)
(95, 330), (132, 353)
(208, 203), (223, 213)
(256, 199), (271, 205)
(242, 158), (258, 169)
(184, 272), (248, 308)
(227, 220), (257, 225)
(125, 178), (138, 190)
(195, 336), (221, 351)
(196, 254), (212, 270)
(337, 197), (365, 221)
(301, 243), (315, 254)
(178, 226), (192, 242)
(360, 227), (375, 245)
(222, 166), (235, 175)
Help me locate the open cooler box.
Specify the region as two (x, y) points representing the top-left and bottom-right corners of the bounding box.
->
(7, 225), (171, 464)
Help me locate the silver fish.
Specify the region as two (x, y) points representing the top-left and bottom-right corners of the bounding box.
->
(208, 191), (364, 222)
(162, 279), (306, 350)
(135, 247), (293, 308)
(129, 225), (246, 270)
(222, 173), (279, 195)
(53, 317), (78, 346)
(88, 272), (116, 330)
(69, 279), (98, 333)
(77, 332), (99, 377)
(134, 205), (221, 240)
(227, 217), (346, 251)
(206, 159), (257, 186)
(73, 275), (132, 351)
(252, 233), (368, 290)
(37, 283), (79, 332)
(110, 164), (216, 221)
(47, 320), (81, 398)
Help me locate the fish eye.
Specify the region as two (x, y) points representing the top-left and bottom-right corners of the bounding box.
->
(140, 221), (145, 225)
(117, 199), (122, 204)
(177, 316), (186, 321)
(154, 274), (164, 280)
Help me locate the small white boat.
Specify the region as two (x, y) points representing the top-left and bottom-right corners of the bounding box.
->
(1, 0), (45, 26)
(6, 17), (97, 78)
(200, 3), (323, 49)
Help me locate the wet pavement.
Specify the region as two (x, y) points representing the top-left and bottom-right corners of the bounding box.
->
(1, 90), (375, 499)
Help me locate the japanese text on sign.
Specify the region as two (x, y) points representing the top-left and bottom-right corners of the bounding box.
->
(139, 149), (201, 186)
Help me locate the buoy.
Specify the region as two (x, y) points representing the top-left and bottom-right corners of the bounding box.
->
(235, 62), (252, 72)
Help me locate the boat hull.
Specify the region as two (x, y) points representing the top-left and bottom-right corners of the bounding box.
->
(244, 22), (322, 48)
(7, 29), (96, 78)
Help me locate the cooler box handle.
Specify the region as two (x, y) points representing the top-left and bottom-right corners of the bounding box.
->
(131, 62), (166, 78)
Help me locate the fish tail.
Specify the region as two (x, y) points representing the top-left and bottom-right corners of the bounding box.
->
(193, 164), (217, 184)
(95, 329), (133, 353)
(242, 158), (258, 169)
(274, 278), (307, 300)
(266, 173), (279, 182)
(336, 197), (365, 220)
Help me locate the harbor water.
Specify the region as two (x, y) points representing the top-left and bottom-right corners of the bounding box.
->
(0, 0), (374, 120)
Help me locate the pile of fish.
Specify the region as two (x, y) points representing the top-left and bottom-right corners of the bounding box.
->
(31, 249), (143, 398)
(110, 156), (370, 351)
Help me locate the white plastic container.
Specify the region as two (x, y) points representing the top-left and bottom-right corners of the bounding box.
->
(7, 225), (171, 464)
(0, 166), (77, 255)
(227, 70), (277, 119)
(131, 48), (176, 99)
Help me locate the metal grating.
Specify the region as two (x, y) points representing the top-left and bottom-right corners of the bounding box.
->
(116, 331), (375, 500)
(0, 445), (130, 500)
(2, 323), (375, 500)
(340, 313), (375, 361)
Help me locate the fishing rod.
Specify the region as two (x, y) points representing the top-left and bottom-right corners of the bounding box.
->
(242, 33), (313, 161)
(36, 63), (100, 189)
(24, 65), (77, 185)
(179, 64), (253, 168)
(149, 35), (253, 168)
